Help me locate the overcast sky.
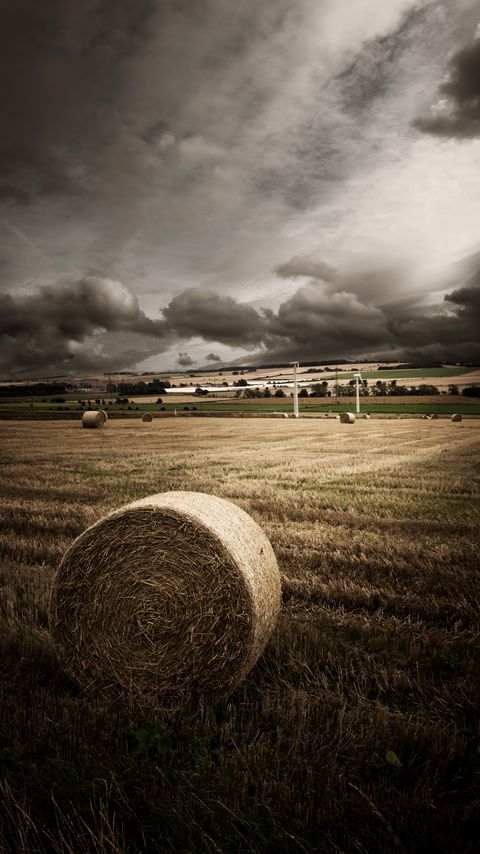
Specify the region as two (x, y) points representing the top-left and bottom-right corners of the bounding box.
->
(1, 0), (480, 376)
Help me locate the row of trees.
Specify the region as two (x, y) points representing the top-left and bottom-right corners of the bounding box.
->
(225, 380), (479, 398)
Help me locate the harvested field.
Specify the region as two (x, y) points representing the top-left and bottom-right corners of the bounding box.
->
(0, 418), (479, 853)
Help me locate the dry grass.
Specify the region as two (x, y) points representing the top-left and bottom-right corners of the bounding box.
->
(0, 418), (479, 853)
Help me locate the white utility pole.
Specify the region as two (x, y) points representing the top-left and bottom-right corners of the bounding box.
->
(291, 361), (299, 418)
(353, 371), (362, 414)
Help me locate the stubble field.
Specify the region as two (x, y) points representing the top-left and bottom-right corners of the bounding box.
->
(0, 418), (479, 853)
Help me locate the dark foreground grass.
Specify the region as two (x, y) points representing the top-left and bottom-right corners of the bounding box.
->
(0, 419), (479, 853)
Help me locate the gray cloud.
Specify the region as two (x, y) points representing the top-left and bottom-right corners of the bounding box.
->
(0, 0), (156, 196)
(1, 0), (457, 293)
(3, 258), (480, 377)
(177, 352), (196, 367)
(161, 260), (480, 364)
(414, 32), (480, 137)
(1, 2), (479, 377)
(0, 276), (171, 376)
(274, 257), (338, 282)
(162, 288), (265, 348)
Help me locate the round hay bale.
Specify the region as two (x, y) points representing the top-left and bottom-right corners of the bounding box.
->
(362, 414), (370, 419)
(431, 413), (438, 420)
(283, 413), (289, 419)
(339, 412), (355, 424)
(142, 412), (153, 422)
(49, 491), (281, 707)
(99, 409), (108, 422)
(82, 410), (105, 429)
(451, 413), (462, 422)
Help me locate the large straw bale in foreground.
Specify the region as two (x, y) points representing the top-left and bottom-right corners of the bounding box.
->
(451, 413), (462, 422)
(49, 492), (281, 706)
(339, 412), (355, 424)
(82, 410), (106, 428)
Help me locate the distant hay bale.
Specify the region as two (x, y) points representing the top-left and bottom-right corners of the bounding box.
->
(142, 412), (153, 422)
(49, 491), (281, 707)
(451, 413), (462, 422)
(339, 412), (355, 424)
(82, 410), (105, 429)
(431, 413), (438, 420)
(283, 413), (289, 418)
(362, 414), (370, 419)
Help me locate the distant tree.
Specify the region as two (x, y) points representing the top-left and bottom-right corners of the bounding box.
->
(389, 383), (409, 396)
(234, 378), (248, 386)
(299, 388), (309, 397)
(156, 397), (163, 404)
(310, 383), (327, 397)
(375, 381), (387, 396)
(263, 387), (272, 398)
(462, 386), (480, 397)
(274, 389), (286, 398)
(449, 384), (460, 395)
(416, 384), (440, 395)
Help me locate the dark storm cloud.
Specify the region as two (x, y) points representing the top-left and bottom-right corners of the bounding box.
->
(161, 261), (480, 364)
(267, 267), (480, 362)
(0, 186), (30, 206)
(0, 0), (156, 198)
(0, 277), (171, 376)
(162, 289), (265, 348)
(413, 34), (480, 137)
(177, 352), (196, 367)
(3, 257), (480, 377)
(206, 352), (222, 362)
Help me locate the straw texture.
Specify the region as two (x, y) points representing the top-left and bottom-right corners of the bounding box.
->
(82, 410), (106, 428)
(339, 412), (355, 424)
(142, 412), (153, 422)
(49, 491), (281, 706)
